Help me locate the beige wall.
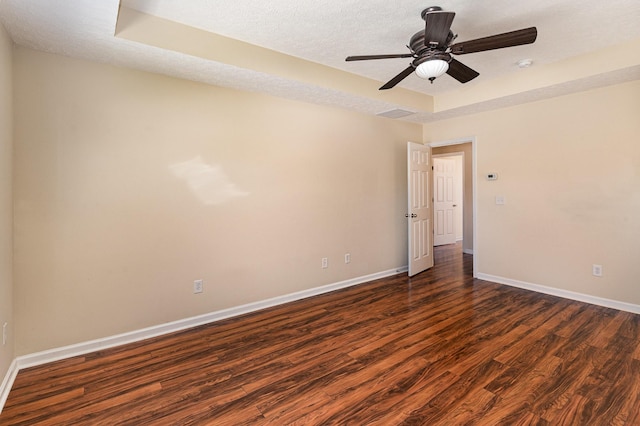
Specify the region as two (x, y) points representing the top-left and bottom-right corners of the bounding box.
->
(432, 143), (473, 252)
(425, 80), (640, 305)
(8, 43), (640, 358)
(13, 48), (422, 355)
(0, 23), (14, 379)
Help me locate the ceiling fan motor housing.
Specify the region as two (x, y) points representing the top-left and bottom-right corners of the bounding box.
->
(421, 6), (443, 19)
(410, 31), (453, 58)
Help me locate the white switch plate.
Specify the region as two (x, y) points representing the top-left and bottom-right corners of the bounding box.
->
(345, 253), (351, 264)
(321, 258), (328, 269)
(495, 196), (506, 205)
(193, 279), (203, 294)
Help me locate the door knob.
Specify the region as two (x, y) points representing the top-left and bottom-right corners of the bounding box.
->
(453, 204), (457, 207)
(411, 213), (417, 218)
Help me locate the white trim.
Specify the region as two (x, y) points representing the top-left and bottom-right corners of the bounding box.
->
(477, 273), (640, 314)
(0, 359), (19, 414)
(432, 152), (465, 158)
(429, 136), (474, 148)
(428, 136), (477, 278)
(463, 249), (474, 255)
(14, 266), (408, 371)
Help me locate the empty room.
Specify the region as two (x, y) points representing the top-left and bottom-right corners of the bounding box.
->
(1, 0), (639, 424)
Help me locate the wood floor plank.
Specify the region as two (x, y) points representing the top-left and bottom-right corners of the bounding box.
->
(534, 345), (602, 421)
(1, 387), (85, 424)
(396, 359), (506, 425)
(431, 387), (498, 425)
(41, 382), (163, 426)
(314, 357), (436, 423)
(261, 392), (333, 425)
(245, 353), (358, 414)
(352, 369), (461, 425)
(480, 356), (565, 424)
(634, 339), (640, 361)
(2, 243), (639, 425)
(587, 309), (630, 348)
(544, 394), (595, 425)
(448, 324), (531, 376)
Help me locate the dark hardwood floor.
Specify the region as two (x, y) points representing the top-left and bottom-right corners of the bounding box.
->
(2, 244), (640, 425)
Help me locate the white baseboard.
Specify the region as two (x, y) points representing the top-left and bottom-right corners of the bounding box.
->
(14, 266), (408, 373)
(13, 267), (637, 413)
(476, 273), (640, 314)
(463, 249), (474, 255)
(0, 359), (19, 414)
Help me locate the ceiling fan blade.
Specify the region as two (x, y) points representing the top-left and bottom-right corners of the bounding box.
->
(446, 58), (479, 83)
(450, 27), (537, 55)
(379, 65), (415, 90)
(424, 11), (455, 47)
(346, 54), (414, 61)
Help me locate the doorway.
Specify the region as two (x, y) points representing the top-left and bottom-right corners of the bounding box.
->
(430, 138), (477, 277)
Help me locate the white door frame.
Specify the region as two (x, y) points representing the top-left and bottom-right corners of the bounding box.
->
(429, 137), (478, 278)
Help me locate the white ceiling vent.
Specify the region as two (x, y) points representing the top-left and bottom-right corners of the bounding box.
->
(376, 109), (416, 119)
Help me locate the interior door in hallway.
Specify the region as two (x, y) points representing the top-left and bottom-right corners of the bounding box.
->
(433, 157), (457, 246)
(407, 142), (433, 276)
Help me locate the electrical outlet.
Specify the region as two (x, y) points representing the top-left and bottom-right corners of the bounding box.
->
(2, 322), (7, 345)
(592, 264), (603, 277)
(193, 279), (203, 294)
(321, 258), (328, 269)
(345, 253), (351, 264)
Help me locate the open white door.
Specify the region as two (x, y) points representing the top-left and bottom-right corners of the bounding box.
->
(433, 157), (458, 246)
(407, 142), (433, 277)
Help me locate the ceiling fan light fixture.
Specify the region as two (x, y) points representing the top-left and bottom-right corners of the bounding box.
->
(415, 59), (449, 82)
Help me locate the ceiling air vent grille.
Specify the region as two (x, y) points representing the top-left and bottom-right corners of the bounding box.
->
(376, 109), (415, 119)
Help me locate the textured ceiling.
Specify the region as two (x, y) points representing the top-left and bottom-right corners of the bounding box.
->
(1, 0), (640, 123)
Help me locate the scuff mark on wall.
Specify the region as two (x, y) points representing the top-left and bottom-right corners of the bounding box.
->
(169, 156), (249, 205)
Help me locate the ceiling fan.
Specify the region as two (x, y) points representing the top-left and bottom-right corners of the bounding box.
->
(345, 6), (537, 90)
